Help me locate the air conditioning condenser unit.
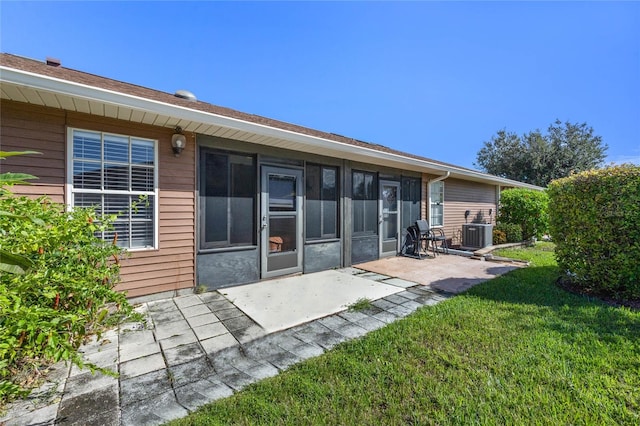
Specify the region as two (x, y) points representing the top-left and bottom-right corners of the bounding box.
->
(462, 223), (493, 250)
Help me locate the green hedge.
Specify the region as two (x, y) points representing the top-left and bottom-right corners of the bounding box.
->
(547, 165), (640, 301)
(498, 188), (548, 240)
(494, 222), (523, 244)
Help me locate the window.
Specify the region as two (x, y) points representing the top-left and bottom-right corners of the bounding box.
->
(306, 164), (339, 240)
(70, 129), (157, 249)
(430, 181), (444, 227)
(352, 170), (378, 235)
(200, 148), (256, 249)
(401, 177), (421, 229)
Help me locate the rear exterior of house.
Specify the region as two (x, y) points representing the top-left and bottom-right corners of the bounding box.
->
(0, 54), (541, 300)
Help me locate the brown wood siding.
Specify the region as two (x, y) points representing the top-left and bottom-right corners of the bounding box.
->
(65, 111), (196, 297)
(0, 100), (67, 203)
(420, 174), (497, 246)
(444, 178), (497, 246)
(1, 100), (196, 298)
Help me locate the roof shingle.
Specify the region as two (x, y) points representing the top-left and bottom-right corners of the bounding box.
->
(1, 52), (476, 172)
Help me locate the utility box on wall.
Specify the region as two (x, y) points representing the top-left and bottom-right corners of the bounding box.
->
(462, 223), (493, 250)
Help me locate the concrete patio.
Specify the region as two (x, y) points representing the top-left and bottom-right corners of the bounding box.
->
(2, 255), (519, 426)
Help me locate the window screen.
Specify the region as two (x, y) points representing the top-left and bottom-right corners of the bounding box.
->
(200, 148), (256, 248)
(352, 170), (378, 235)
(306, 164), (339, 240)
(402, 177), (421, 229)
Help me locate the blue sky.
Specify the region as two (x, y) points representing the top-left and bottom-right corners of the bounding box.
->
(2, 1), (639, 169)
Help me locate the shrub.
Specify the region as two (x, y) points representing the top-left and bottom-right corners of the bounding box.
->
(494, 222), (523, 243)
(498, 188), (549, 240)
(0, 152), (134, 403)
(492, 229), (507, 245)
(547, 165), (640, 301)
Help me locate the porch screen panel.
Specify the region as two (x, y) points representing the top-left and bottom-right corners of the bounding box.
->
(306, 165), (322, 239)
(352, 170), (377, 236)
(306, 164), (339, 240)
(200, 148), (256, 249)
(202, 153), (228, 244)
(230, 160), (255, 245)
(401, 177), (421, 229)
(322, 168), (338, 237)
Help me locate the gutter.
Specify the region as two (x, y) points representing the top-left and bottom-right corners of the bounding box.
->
(428, 171), (450, 183)
(1, 66), (542, 190)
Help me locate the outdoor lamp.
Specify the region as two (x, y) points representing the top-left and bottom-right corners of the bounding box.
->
(171, 126), (187, 157)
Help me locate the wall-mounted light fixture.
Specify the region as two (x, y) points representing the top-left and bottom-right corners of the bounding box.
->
(171, 126), (187, 157)
(464, 209), (471, 223)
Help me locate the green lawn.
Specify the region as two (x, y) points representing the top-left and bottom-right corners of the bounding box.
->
(169, 244), (640, 425)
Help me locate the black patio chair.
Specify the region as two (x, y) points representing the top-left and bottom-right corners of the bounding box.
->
(415, 219), (449, 257)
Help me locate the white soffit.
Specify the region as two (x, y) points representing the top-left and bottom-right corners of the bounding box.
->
(0, 66), (542, 189)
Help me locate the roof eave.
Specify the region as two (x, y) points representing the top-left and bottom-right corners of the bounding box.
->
(0, 66), (543, 190)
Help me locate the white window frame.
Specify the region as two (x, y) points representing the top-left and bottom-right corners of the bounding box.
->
(66, 127), (159, 251)
(429, 180), (445, 228)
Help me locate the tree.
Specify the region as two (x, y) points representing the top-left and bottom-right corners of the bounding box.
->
(475, 120), (608, 187)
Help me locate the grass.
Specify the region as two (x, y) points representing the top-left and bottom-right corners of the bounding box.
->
(168, 243), (640, 425)
(347, 297), (373, 311)
(493, 241), (557, 266)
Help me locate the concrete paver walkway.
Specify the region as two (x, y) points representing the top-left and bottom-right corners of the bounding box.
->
(2, 257), (518, 426)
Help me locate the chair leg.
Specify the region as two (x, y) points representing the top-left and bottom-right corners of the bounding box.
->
(411, 238), (420, 259)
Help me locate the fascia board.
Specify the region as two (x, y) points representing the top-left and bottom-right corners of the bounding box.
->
(1, 66), (542, 190)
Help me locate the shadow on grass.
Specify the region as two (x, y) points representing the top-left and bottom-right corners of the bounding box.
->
(485, 265), (522, 276)
(440, 265), (640, 344)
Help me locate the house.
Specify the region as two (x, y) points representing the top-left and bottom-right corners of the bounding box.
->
(0, 53), (541, 301)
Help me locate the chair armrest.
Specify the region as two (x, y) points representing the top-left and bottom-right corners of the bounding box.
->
(429, 228), (446, 239)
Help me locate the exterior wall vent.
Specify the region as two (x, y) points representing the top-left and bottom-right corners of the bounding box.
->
(174, 90), (197, 101)
(46, 57), (61, 67)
